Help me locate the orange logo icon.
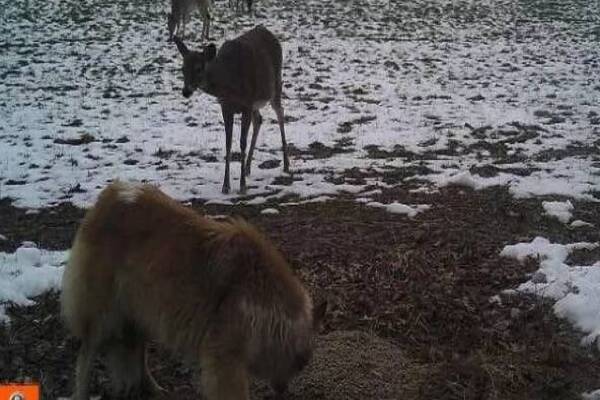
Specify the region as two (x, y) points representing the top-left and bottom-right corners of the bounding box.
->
(0, 384), (40, 400)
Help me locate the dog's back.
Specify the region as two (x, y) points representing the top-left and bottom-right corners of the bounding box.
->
(62, 181), (322, 399)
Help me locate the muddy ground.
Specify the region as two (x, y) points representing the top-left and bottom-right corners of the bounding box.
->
(1, 184), (600, 399)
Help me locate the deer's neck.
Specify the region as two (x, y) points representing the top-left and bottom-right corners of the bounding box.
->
(204, 62), (249, 109)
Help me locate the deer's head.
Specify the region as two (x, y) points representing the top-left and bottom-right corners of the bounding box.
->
(174, 37), (217, 98)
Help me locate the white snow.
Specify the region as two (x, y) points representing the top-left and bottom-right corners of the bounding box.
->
(542, 200), (574, 223)
(16, 245), (42, 267)
(260, 208), (280, 215)
(500, 237), (597, 266)
(366, 201), (430, 217)
(409, 186), (438, 194)
(204, 198), (235, 206)
(0, 245), (68, 322)
(501, 237), (600, 347)
(280, 195), (334, 206)
(508, 164), (599, 201)
(571, 220), (594, 228)
(583, 389), (600, 400)
(244, 196), (268, 205)
(0, 0), (597, 208)
(435, 171), (509, 191)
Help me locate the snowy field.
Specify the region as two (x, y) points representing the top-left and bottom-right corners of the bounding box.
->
(1, 0), (600, 394)
(0, 0), (598, 208)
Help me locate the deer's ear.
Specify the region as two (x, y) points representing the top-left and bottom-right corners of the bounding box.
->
(174, 36), (189, 56)
(204, 43), (217, 61)
(312, 299), (327, 332)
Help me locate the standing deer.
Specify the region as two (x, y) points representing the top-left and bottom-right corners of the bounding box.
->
(174, 25), (290, 194)
(229, 0), (253, 13)
(168, 0), (212, 41)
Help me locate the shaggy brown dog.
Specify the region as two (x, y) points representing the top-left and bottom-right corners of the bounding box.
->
(61, 181), (325, 400)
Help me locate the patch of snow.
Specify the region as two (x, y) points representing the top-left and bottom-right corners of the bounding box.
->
(0, 235), (6, 241)
(205, 214), (228, 220)
(509, 167), (599, 201)
(542, 200), (574, 223)
(432, 171), (512, 191)
(260, 208), (280, 215)
(583, 389), (600, 400)
(281, 196), (333, 206)
(409, 186), (438, 194)
(420, 158), (599, 202)
(359, 188), (383, 197)
(366, 201), (430, 217)
(500, 237), (596, 265)
(0, 245), (68, 322)
(204, 198), (234, 206)
(299, 195), (333, 204)
(16, 245), (42, 268)
(501, 237), (600, 347)
(571, 220), (594, 228)
(244, 196), (268, 205)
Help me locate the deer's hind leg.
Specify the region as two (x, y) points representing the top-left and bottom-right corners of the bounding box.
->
(221, 106), (234, 194)
(270, 98), (289, 173)
(202, 19), (209, 41)
(239, 110), (252, 193)
(179, 16), (187, 39)
(245, 110), (262, 176)
(202, 8), (211, 41)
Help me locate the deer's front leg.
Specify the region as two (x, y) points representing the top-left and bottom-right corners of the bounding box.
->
(239, 110), (252, 193)
(204, 13), (211, 41)
(222, 108), (234, 194)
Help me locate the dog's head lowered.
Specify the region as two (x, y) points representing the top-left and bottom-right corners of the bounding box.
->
(174, 37), (217, 98)
(268, 298), (328, 396)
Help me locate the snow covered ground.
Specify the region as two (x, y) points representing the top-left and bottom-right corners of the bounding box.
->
(501, 237), (600, 346)
(0, 244), (67, 322)
(0, 0), (598, 208)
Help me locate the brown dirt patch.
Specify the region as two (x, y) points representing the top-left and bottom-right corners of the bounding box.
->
(250, 330), (409, 400)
